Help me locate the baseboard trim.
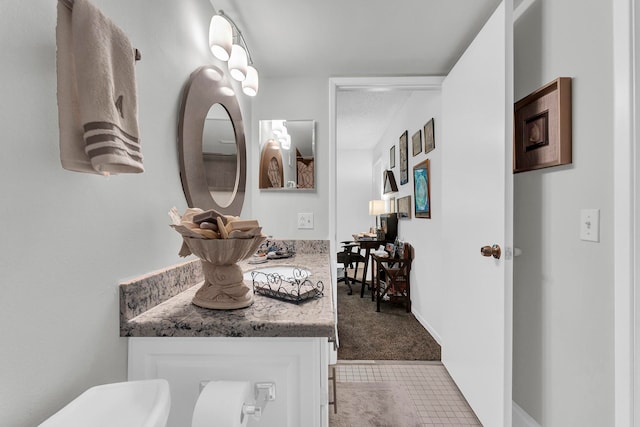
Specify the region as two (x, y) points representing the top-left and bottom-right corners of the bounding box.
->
(412, 309), (442, 345)
(513, 401), (541, 427)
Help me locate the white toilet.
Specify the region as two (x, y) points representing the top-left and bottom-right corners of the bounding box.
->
(39, 379), (170, 427)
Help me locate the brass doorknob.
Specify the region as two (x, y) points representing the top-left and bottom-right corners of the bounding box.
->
(480, 244), (501, 259)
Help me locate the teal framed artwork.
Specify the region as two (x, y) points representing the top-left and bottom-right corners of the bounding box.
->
(413, 159), (431, 218)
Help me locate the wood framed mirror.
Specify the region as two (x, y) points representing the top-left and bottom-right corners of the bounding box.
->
(178, 66), (246, 215)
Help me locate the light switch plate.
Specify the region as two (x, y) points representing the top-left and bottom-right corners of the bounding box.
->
(580, 209), (600, 242)
(298, 213), (314, 229)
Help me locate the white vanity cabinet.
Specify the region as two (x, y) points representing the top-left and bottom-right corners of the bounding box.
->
(120, 245), (335, 427)
(128, 337), (330, 427)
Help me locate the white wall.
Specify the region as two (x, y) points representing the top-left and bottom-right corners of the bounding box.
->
(370, 91), (443, 341)
(336, 148), (373, 244)
(0, 1), (247, 425)
(513, 0), (615, 425)
(250, 77), (329, 240)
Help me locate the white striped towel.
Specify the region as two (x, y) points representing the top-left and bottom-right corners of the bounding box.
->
(56, 0), (143, 175)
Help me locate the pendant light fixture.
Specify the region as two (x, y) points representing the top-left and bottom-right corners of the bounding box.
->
(208, 9), (259, 96)
(209, 15), (232, 61)
(242, 66), (259, 97)
(228, 44), (248, 81)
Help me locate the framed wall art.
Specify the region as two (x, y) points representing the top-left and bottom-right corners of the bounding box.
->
(397, 195), (412, 219)
(424, 118), (435, 154)
(413, 159), (431, 218)
(389, 197), (396, 213)
(399, 130), (408, 185)
(390, 145), (396, 168)
(513, 77), (572, 173)
(412, 129), (422, 156)
(383, 170), (398, 194)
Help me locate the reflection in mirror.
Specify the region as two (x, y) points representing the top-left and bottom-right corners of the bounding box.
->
(258, 120), (316, 190)
(202, 104), (237, 207)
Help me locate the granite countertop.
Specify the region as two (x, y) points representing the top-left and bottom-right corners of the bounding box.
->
(119, 240), (335, 339)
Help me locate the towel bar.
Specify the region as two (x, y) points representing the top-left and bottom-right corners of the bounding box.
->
(58, 0), (142, 62)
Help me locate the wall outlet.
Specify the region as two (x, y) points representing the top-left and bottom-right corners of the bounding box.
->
(298, 213), (314, 229)
(580, 209), (600, 242)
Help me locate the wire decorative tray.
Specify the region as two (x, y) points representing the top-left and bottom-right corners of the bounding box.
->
(251, 267), (324, 304)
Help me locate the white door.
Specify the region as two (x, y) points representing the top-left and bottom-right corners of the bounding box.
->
(441, 2), (513, 426)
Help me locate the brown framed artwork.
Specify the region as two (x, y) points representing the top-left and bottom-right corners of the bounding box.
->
(514, 77), (572, 173)
(424, 118), (435, 154)
(397, 195), (411, 219)
(399, 130), (408, 185)
(389, 197), (396, 213)
(413, 159), (431, 218)
(383, 170), (398, 194)
(390, 145), (396, 168)
(412, 129), (422, 156)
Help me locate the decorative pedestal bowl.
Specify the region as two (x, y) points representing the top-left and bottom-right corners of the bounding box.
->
(183, 236), (266, 310)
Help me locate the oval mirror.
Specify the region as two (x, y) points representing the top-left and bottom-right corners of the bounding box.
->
(202, 104), (237, 207)
(178, 66), (246, 215)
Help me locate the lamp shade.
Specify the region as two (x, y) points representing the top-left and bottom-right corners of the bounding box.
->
(369, 200), (386, 216)
(228, 44), (248, 81)
(209, 15), (232, 61)
(242, 66), (259, 96)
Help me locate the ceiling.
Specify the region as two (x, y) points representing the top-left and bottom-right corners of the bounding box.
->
(210, 0), (503, 149)
(337, 89), (414, 150)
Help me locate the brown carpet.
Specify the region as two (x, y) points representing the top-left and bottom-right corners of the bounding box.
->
(336, 278), (441, 360)
(329, 382), (421, 427)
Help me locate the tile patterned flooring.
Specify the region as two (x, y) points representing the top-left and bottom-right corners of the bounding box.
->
(334, 361), (482, 426)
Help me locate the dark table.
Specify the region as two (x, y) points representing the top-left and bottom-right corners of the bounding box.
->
(370, 253), (412, 313)
(352, 236), (385, 298)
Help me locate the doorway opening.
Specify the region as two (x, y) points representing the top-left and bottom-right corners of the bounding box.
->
(328, 77), (483, 426)
(329, 77), (443, 362)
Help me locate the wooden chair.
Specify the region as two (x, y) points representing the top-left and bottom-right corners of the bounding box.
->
(372, 242), (414, 312)
(336, 241), (366, 295)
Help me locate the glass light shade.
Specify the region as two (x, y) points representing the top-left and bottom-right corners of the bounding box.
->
(271, 120), (285, 136)
(228, 44), (248, 81)
(209, 15), (232, 61)
(242, 66), (259, 96)
(369, 199), (386, 216)
(279, 134), (291, 150)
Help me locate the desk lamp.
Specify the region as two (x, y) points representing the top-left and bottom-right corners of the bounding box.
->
(369, 199), (386, 239)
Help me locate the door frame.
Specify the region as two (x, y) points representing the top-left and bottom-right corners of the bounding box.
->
(613, 0), (639, 425)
